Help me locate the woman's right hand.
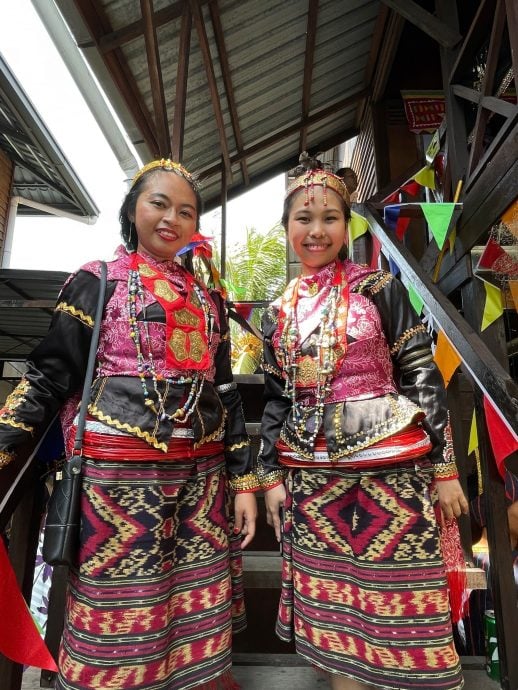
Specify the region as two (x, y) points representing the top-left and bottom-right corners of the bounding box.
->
(264, 483), (286, 542)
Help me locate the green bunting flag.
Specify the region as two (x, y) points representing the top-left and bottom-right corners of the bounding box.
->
(420, 202), (456, 250)
(349, 210), (369, 241)
(407, 285), (424, 315)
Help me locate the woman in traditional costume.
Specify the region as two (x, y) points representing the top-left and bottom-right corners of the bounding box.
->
(0, 159), (259, 690)
(258, 158), (468, 690)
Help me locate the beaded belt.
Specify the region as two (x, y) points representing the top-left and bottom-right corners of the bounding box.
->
(277, 424), (432, 468)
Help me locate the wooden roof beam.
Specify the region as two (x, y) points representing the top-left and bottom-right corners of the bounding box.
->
(505, 0), (518, 96)
(171, 3), (192, 162)
(140, 0), (170, 156)
(189, 0), (232, 181)
(381, 0), (462, 48)
(299, 0), (319, 153)
(75, 0), (160, 155)
(208, 0), (249, 185)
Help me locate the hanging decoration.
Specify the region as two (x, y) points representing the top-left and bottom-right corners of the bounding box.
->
(407, 284), (424, 316)
(480, 281), (504, 331)
(483, 395), (518, 479)
(0, 540), (57, 671)
(383, 202), (461, 247)
(401, 91), (445, 133)
(433, 330), (462, 387)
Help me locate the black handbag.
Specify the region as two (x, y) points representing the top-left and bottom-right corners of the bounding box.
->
(42, 262), (107, 567)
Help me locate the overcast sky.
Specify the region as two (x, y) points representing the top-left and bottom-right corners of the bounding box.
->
(0, 0), (285, 272)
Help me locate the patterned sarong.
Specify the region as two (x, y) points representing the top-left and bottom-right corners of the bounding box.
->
(276, 461), (464, 690)
(55, 444), (244, 690)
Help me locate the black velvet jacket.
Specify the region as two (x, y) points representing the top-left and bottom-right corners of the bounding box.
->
(257, 265), (456, 484)
(0, 254), (257, 488)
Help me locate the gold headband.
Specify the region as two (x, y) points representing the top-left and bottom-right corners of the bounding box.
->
(131, 158), (199, 191)
(285, 169), (350, 207)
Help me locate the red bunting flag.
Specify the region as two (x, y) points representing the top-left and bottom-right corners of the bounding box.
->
(0, 539), (57, 671)
(478, 238), (506, 269)
(483, 395), (518, 479)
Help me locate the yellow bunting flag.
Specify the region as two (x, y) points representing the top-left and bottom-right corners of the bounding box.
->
(433, 329), (461, 387)
(468, 410), (478, 456)
(413, 165), (436, 190)
(481, 281), (503, 331)
(349, 210), (369, 242)
(509, 280), (518, 311)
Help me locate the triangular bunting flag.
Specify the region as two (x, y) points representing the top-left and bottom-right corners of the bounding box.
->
(433, 329), (461, 386)
(0, 540), (57, 671)
(468, 410), (478, 456)
(449, 227), (456, 254)
(396, 215), (411, 240)
(421, 202), (456, 250)
(481, 281), (503, 331)
(483, 395), (518, 479)
(509, 280), (518, 311)
(349, 211), (369, 241)
(413, 166), (436, 190)
(384, 205), (401, 233)
(370, 234), (382, 269)
(401, 180), (421, 197)
(478, 237), (506, 269)
(407, 285), (424, 316)
(388, 256), (400, 276)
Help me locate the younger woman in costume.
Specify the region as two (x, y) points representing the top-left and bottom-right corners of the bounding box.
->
(257, 159), (468, 690)
(0, 159), (258, 690)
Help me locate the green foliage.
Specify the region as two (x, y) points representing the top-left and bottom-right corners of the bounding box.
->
(215, 224), (287, 372)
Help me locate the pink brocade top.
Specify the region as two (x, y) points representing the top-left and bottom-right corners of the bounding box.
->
(273, 260), (397, 404)
(80, 246), (221, 383)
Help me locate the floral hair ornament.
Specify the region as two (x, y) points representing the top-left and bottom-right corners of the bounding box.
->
(131, 158), (200, 192)
(285, 168), (351, 208)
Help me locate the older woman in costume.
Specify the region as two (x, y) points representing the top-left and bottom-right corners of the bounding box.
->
(258, 158), (468, 690)
(0, 159), (258, 690)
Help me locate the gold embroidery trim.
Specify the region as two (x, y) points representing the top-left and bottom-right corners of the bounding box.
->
(229, 472), (261, 492)
(355, 271), (392, 295)
(0, 450), (15, 468)
(262, 362), (283, 379)
(258, 468), (287, 490)
(194, 411), (227, 448)
(55, 302), (94, 327)
(0, 417), (33, 433)
(226, 439), (250, 452)
(390, 324), (427, 355)
(88, 404), (168, 452)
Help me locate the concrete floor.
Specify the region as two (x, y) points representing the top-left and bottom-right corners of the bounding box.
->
(21, 658), (501, 689)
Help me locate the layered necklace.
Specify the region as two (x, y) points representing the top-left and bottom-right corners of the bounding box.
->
(128, 254), (213, 423)
(277, 260), (349, 444)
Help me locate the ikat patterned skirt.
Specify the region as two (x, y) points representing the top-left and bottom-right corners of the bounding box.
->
(276, 461), (464, 690)
(55, 451), (244, 690)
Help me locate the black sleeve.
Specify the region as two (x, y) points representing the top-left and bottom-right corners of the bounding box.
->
(256, 307), (291, 480)
(0, 270), (105, 467)
(211, 291), (256, 481)
(368, 272), (450, 465)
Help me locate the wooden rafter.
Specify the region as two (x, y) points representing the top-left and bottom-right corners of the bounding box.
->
(140, 0), (170, 156)
(299, 0), (319, 152)
(381, 0), (462, 48)
(74, 0), (159, 154)
(505, 0), (518, 95)
(189, 0), (232, 180)
(171, 3), (192, 162)
(208, 0), (249, 184)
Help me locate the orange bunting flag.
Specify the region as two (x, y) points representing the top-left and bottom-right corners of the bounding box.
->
(0, 540), (58, 671)
(433, 330), (461, 387)
(483, 395), (518, 479)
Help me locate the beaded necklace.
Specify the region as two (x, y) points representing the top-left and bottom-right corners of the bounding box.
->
(128, 260), (212, 423)
(277, 260), (349, 444)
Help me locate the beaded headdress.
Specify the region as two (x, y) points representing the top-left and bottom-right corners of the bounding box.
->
(285, 168), (350, 207)
(131, 158), (200, 192)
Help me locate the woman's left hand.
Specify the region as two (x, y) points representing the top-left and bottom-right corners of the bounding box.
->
(234, 493), (258, 549)
(436, 478), (469, 521)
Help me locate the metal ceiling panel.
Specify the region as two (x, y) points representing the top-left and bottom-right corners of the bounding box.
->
(0, 54), (98, 218)
(0, 269), (69, 361)
(53, 0), (382, 208)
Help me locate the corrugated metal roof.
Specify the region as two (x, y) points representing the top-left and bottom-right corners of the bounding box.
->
(0, 54), (98, 218)
(53, 0), (381, 209)
(0, 269), (68, 361)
